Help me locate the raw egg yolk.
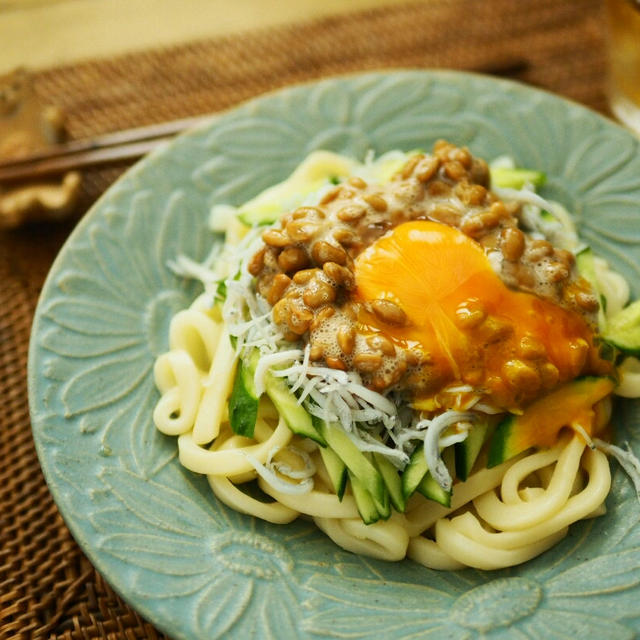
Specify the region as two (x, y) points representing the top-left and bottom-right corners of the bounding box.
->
(354, 220), (602, 408)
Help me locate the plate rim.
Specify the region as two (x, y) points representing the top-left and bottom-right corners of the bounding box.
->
(27, 68), (640, 639)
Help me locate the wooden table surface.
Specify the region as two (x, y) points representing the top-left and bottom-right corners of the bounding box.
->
(0, 0), (405, 74)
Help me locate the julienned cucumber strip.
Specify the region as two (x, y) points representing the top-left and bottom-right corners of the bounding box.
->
(264, 372), (326, 445)
(348, 471), (381, 524)
(416, 472), (451, 507)
(401, 444), (452, 506)
(229, 348), (325, 443)
(319, 445), (348, 500)
(401, 444), (429, 499)
(421, 446), (453, 506)
(490, 167), (546, 189)
(454, 419), (492, 481)
(372, 452), (406, 513)
(373, 482), (391, 520)
(229, 350), (260, 437)
(315, 420), (385, 505)
(366, 461), (391, 519)
(603, 299), (640, 354)
(575, 246), (607, 331)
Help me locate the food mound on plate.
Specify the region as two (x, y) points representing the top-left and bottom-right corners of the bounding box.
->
(153, 140), (640, 570)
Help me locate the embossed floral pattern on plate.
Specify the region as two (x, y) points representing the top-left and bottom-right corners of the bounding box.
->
(29, 71), (640, 640)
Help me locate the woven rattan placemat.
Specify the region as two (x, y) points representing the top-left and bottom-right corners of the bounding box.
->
(0, 0), (609, 637)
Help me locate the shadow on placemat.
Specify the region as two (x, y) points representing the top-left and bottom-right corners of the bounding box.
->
(1, 0), (607, 637)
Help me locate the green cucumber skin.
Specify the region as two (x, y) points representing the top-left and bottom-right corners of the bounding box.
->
(371, 478), (391, 520)
(453, 441), (469, 481)
(228, 359), (259, 437)
(490, 167), (546, 189)
(402, 444), (452, 506)
(417, 473), (451, 507)
(319, 445), (348, 500)
(604, 336), (640, 356)
(487, 376), (615, 468)
(487, 416), (515, 468)
(238, 210), (280, 227)
(401, 444), (429, 499)
(603, 299), (640, 355)
(316, 421), (385, 504)
(264, 373), (326, 445)
(455, 421), (490, 481)
(372, 452), (406, 513)
(348, 471), (381, 524)
(576, 247), (607, 331)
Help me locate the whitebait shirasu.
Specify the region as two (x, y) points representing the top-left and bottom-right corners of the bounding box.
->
(266, 445), (316, 480)
(570, 422), (596, 450)
(439, 422), (473, 448)
(171, 223), (265, 298)
(492, 185), (557, 212)
(444, 384), (474, 394)
(289, 343), (312, 394)
(493, 185), (580, 251)
(419, 411), (477, 491)
(345, 428), (409, 467)
(262, 348), (409, 465)
(168, 253), (220, 289)
(594, 439), (640, 502)
(253, 349), (304, 397)
(244, 452), (313, 495)
(272, 358), (400, 428)
(471, 400), (503, 414)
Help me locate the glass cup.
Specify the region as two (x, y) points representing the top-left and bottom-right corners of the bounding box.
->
(605, 0), (640, 136)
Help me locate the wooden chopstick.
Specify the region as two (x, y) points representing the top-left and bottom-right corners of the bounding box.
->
(0, 115), (211, 182)
(0, 138), (176, 182)
(0, 59), (529, 184)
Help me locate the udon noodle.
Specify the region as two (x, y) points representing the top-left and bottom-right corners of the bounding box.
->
(153, 144), (640, 570)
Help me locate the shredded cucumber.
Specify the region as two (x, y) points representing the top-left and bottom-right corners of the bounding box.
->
(604, 300), (640, 354)
(490, 167), (546, 189)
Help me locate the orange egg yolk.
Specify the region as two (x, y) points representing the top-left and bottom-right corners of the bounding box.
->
(354, 220), (603, 408)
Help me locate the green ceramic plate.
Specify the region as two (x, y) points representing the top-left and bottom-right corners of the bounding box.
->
(29, 71), (640, 640)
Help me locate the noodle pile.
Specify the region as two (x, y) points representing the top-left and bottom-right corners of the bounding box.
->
(154, 294), (613, 570)
(153, 149), (640, 570)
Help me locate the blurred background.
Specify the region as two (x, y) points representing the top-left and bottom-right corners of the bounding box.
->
(1, 0), (638, 638)
(0, 0), (408, 73)
(0, 0), (613, 224)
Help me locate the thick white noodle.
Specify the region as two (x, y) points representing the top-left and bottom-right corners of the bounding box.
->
(314, 515), (409, 561)
(153, 350), (202, 435)
(169, 308), (222, 371)
(192, 326), (237, 444)
(259, 479), (361, 518)
(429, 446), (610, 570)
(433, 518), (567, 571)
(473, 437), (585, 531)
(407, 536), (466, 570)
(402, 459), (520, 537)
(207, 475), (299, 524)
(179, 417), (293, 475)
(150, 150), (631, 571)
